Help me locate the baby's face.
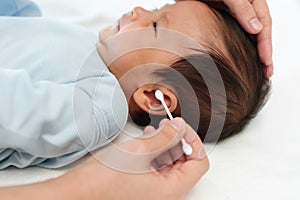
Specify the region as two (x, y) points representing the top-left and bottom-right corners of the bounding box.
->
(97, 1), (217, 80)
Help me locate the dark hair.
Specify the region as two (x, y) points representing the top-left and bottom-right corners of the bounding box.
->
(130, 6), (271, 143)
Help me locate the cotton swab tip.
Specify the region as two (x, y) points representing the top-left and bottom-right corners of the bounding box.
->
(181, 139), (193, 156)
(154, 90), (193, 156)
(155, 90), (173, 120)
(155, 90), (164, 101)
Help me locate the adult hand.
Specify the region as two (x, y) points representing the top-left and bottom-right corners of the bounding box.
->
(71, 117), (209, 200)
(222, 0), (273, 78)
(0, 118), (209, 200)
(177, 0), (273, 78)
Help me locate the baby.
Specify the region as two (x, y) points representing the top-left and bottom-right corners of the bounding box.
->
(97, 1), (270, 141)
(0, 0), (270, 168)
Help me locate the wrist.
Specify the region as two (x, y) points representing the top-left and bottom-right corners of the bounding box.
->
(0, 175), (79, 200)
(62, 157), (117, 200)
(54, 172), (88, 200)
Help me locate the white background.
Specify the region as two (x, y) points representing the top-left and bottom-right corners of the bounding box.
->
(0, 0), (300, 199)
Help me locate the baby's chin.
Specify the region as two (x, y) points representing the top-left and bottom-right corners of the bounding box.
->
(99, 24), (120, 43)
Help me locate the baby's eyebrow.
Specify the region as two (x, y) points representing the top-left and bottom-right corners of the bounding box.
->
(160, 3), (172, 9)
(159, 11), (169, 22)
(152, 5), (170, 23)
(151, 3), (171, 12)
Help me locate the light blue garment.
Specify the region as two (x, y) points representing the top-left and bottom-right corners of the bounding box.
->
(0, 0), (41, 16)
(0, 17), (128, 168)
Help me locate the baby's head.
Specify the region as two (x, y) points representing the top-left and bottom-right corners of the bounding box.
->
(97, 1), (270, 142)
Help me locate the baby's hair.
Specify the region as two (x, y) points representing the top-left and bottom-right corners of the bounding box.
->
(130, 5), (271, 142)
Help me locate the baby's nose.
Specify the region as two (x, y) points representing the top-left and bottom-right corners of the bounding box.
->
(132, 6), (152, 19)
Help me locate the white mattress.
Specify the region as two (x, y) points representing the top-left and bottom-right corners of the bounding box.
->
(1, 0), (300, 199)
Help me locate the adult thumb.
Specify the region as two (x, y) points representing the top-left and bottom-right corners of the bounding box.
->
(142, 118), (186, 155)
(224, 0), (263, 34)
(93, 118), (186, 173)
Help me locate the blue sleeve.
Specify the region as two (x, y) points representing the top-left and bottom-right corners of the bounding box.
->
(0, 17), (128, 168)
(0, 67), (125, 167)
(0, 0), (41, 16)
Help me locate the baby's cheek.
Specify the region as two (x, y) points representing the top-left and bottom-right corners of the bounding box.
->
(99, 26), (118, 42)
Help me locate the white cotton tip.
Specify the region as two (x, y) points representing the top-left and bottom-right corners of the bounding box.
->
(155, 90), (173, 120)
(155, 90), (193, 156)
(155, 90), (164, 102)
(181, 139), (193, 156)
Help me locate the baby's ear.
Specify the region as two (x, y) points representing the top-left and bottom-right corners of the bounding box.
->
(133, 84), (178, 116)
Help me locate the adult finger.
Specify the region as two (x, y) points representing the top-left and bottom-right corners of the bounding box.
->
(223, 0), (263, 34)
(143, 125), (156, 135)
(172, 123), (209, 189)
(139, 118), (186, 154)
(169, 142), (185, 162)
(252, 0), (273, 77)
(183, 123), (205, 160)
(155, 141), (185, 169)
(93, 118), (186, 173)
(178, 156), (209, 191)
(156, 150), (174, 168)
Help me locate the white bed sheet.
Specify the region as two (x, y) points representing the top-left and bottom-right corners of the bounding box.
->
(1, 0), (300, 199)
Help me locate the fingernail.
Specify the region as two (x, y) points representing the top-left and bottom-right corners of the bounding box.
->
(170, 118), (184, 131)
(185, 132), (195, 143)
(198, 148), (207, 160)
(159, 119), (168, 127)
(249, 18), (263, 31)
